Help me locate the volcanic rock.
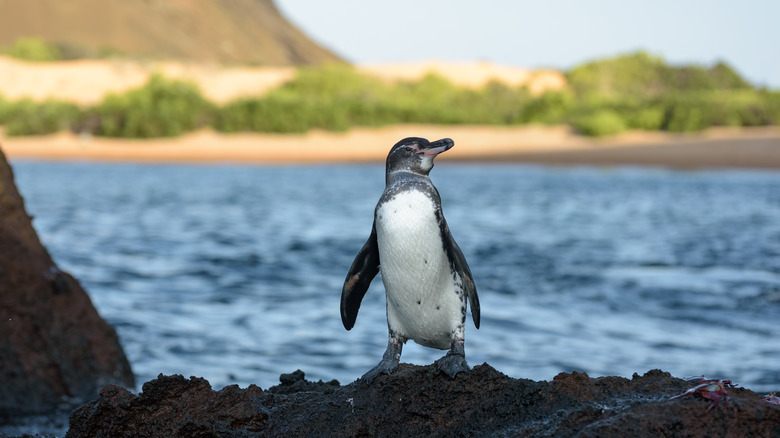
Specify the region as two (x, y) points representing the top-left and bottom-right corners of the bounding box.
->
(0, 145), (135, 417)
(66, 365), (780, 437)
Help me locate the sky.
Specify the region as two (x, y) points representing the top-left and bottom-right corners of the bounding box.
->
(276, 0), (780, 89)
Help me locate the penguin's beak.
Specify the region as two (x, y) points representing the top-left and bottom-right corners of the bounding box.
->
(419, 138), (454, 157)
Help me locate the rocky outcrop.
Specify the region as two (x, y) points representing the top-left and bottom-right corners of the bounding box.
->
(67, 364), (780, 437)
(0, 145), (135, 416)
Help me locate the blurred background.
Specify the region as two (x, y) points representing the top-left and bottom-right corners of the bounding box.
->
(1, 0), (779, 402)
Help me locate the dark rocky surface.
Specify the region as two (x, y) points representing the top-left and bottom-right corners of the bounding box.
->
(67, 364), (780, 437)
(0, 146), (135, 419)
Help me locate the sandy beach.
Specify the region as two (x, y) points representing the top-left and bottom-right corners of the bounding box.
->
(3, 124), (780, 169)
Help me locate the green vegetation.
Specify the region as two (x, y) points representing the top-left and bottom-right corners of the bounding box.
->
(562, 52), (772, 135)
(215, 65), (393, 133)
(214, 65), (530, 133)
(91, 75), (213, 138)
(566, 51), (753, 98)
(571, 109), (627, 137)
(213, 66), (533, 133)
(0, 98), (82, 136)
(0, 52), (777, 138)
(4, 37), (62, 62)
(1, 36), (126, 61)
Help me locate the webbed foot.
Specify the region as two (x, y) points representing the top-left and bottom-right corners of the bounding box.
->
(361, 341), (402, 384)
(436, 340), (470, 378)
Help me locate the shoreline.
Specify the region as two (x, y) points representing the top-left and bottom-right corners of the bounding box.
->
(3, 125), (780, 169)
(2, 55), (777, 170)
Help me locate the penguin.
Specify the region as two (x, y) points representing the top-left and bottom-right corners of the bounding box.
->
(341, 137), (480, 383)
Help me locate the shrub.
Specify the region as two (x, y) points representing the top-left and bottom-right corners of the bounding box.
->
(522, 91), (575, 124)
(6, 37), (61, 62)
(725, 90), (778, 126)
(571, 109), (627, 136)
(659, 90), (775, 132)
(567, 51), (756, 99)
(567, 51), (668, 98)
(1, 99), (82, 136)
(215, 65), (401, 133)
(277, 64), (385, 98)
(215, 95), (317, 133)
(665, 106), (705, 132)
(670, 62), (752, 91)
(276, 64), (397, 128)
(766, 91), (780, 125)
(709, 62), (753, 89)
(626, 106), (666, 130)
(480, 81), (531, 124)
(215, 66), (535, 131)
(390, 74), (470, 124)
(92, 74), (213, 138)
(0, 95), (10, 122)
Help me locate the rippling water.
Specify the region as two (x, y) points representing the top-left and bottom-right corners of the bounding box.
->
(12, 161), (780, 393)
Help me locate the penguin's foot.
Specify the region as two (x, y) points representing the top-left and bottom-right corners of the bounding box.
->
(436, 350), (470, 378)
(361, 358), (399, 384)
(361, 341), (402, 384)
(436, 339), (469, 378)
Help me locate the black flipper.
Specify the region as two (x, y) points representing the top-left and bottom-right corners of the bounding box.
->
(340, 222), (380, 330)
(440, 218), (480, 329)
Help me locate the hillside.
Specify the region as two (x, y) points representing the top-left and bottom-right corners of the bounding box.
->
(0, 0), (341, 65)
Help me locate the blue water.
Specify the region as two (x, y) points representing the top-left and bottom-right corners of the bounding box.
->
(11, 161), (780, 393)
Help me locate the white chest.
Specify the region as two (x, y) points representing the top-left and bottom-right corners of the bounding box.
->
(375, 190), (445, 275)
(374, 190), (462, 349)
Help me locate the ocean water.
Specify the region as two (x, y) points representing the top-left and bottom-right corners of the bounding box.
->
(11, 161), (780, 393)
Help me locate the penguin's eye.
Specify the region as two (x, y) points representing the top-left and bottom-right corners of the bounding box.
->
(404, 146), (414, 152)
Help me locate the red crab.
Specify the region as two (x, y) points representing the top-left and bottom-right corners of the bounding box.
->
(761, 394), (780, 405)
(670, 378), (736, 412)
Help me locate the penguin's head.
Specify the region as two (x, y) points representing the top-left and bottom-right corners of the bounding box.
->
(385, 137), (454, 175)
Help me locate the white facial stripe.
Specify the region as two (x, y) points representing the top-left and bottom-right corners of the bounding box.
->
(420, 156), (434, 171)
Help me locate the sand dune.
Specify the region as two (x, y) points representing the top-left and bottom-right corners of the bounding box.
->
(357, 61), (566, 94)
(0, 56), (564, 105)
(0, 56), (296, 105)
